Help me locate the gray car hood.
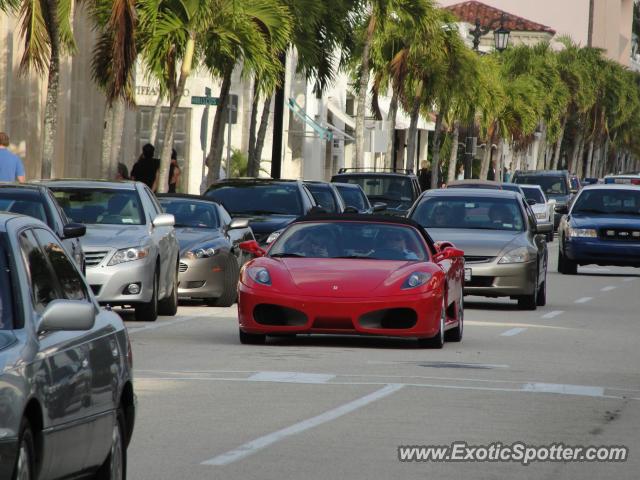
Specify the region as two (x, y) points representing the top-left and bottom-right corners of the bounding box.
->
(428, 228), (522, 257)
(81, 224), (150, 249)
(0, 331), (17, 352)
(175, 227), (223, 255)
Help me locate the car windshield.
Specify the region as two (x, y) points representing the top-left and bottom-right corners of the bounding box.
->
(412, 196), (525, 231)
(0, 234), (13, 330)
(159, 198), (219, 229)
(0, 191), (49, 225)
(520, 187), (545, 204)
(514, 175), (568, 196)
(52, 188), (144, 225)
(572, 189), (640, 215)
(335, 185), (369, 211)
(306, 185), (339, 213)
(206, 184), (303, 216)
(336, 175), (414, 210)
(269, 222), (428, 261)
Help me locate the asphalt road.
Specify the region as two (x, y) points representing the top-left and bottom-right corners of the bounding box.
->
(122, 240), (640, 479)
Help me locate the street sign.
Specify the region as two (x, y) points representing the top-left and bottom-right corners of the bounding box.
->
(191, 96), (219, 106)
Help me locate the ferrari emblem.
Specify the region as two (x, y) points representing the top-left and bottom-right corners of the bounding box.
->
(332, 285), (339, 291)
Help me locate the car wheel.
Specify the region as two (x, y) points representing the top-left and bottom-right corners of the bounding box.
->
(239, 329), (266, 345)
(445, 297), (463, 342)
(13, 419), (35, 480)
(558, 240), (577, 275)
(546, 232), (554, 242)
(211, 256), (239, 308)
(537, 273), (547, 307)
(418, 298), (445, 349)
(158, 264), (178, 316)
(135, 270), (158, 322)
(94, 408), (126, 480)
(517, 271), (538, 310)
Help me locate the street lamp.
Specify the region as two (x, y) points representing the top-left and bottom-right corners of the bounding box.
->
(469, 13), (511, 53)
(493, 21), (511, 53)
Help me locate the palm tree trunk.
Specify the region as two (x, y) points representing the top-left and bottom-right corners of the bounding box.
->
(536, 123), (547, 170)
(41, 30), (61, 179)
(600, 137), (610, 178)
(254, 95), (272, 175)
(430, 112), (444, 189)
(575, 136), (586, 178)
(110, 99), (126, 179)
(385, 88), (398, 166)
(247, 80), (260, 176)
(157, 35), (195, 193)
(569, 130), (584, 174)
(149, 92), (164, 146)
(354, 15), (376, 169)
(479, 130), (495, 180)
(101, 104), (114, 179)
(406, 96), (421, 172)
(447, 120), (460, 184)
(584, 139), (594, 179)
(552, 115), (567, 169)
(206, 65), (232, 184)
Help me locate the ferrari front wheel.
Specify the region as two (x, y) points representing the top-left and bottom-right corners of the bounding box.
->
(445, 297), (463, 342)
(239, 329), (266, 345)
(418, 299), (445, 349)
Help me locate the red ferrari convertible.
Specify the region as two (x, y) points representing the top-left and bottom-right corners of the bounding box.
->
(237, 215), (465, 348)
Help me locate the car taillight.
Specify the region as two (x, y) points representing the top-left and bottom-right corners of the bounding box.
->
(631, 179), (640, 185)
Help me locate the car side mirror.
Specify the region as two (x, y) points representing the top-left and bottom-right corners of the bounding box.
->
(38, 300), (95, 334)
(535, 222), (554, 234)
(434, 247), (464, 263)
(152, 213), (175, 228)
(434, 241), (455, 252)
(526, 198), (537, 206)
(228, 218), (249, 230)
(63, 223), (86, 239)
(239, 240), (266, 257)
(555, 204), (569, 214)
(373, 202), (387, 212)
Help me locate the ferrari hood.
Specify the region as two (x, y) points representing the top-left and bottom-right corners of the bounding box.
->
(278, 258), (410, 297)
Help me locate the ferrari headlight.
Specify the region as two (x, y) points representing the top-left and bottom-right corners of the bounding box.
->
(498, 247), (530, 264)
(569, 228), (597, 238)
(401, 272), (432, 289)
(266, 230), (283, 244)
(186, 247), (216, 259)
(535, 212), (547, 220)
(108, 246), (150, 266)
(248, 266), (271, 285)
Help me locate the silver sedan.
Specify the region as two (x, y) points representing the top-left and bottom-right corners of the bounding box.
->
(43, 180), (180, 322)
(0, 212), (135, 480)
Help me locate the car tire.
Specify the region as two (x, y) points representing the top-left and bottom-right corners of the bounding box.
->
(13, 418), (35, 480)
(537, 278), (547, 307)
(546, 232), (554, 243)
(94, 408), (126, 480)
(445, 297), (463, 342)
(418, 299), (445, 349)
(517, 271), (538, 310)
(558, 241), (578, 275)
(239, 329), (266, 345)
(135, 270), (158, 322)
(158, 264), (178, 316)
(211, 256), (239, 308)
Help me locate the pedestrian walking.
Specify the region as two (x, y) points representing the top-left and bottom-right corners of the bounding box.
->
(168, 149), (181, 193)
(418, 160), (431, 191)
(131, 143), (160, 191)
(0, 132), (26, 183)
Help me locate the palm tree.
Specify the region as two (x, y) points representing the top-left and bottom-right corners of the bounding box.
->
(0, 0), (76, 178)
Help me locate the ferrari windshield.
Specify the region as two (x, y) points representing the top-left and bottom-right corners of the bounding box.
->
(412, 196), (525, 231)
(269, 222), (428, 261)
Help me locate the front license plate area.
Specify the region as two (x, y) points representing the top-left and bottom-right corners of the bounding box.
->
(464, 268), (472, 282)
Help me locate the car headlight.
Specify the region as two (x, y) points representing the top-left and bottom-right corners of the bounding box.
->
(247, 266), (271, 285)
(186, 247), (216, 259)
(108, 246), (150, 266)
(266, 230), (283, 244)
(498, 247), (530, 264)
(569, 228), (597, 238)
(401, 272), (432, 289)
(535, 212), (547, 220)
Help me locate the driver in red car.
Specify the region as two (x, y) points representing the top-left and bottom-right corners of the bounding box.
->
(383, 230), (419, 260)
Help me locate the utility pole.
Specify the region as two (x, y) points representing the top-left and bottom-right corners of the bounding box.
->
(226, 101), (235, 178)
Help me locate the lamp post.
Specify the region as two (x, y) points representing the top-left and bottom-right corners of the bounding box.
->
(464, 14), (511, 179)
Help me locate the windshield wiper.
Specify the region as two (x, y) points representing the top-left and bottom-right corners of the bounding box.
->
(240, 210), (288, 216)
(334, 255), (372, 259)
(270, 253), (305, 258)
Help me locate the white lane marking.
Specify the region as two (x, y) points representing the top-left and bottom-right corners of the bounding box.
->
(248, 371), (335, 384)
(501, 328), (527, 337)
(541, 310), (564, 319)
(601, 286), (617, 292)
(522, 383), (604, 397)
(623, 278), (637, 282)
(574, 297), (593, 304)
(581, 267), (611, 273)
(465, 321), (568, 330)
(201, 384), (403, 466)
(366, 360), (510, 368)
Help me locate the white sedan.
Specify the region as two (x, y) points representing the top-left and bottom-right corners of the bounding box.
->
(520, 184), (555, 242)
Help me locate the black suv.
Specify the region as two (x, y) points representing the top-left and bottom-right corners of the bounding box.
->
(330, 168), (421, 216)
(511, 170), (575, 229)
(204, 179), (317, 245)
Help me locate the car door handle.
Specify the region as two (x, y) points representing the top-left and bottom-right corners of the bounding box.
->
(81, 359), (89, 369)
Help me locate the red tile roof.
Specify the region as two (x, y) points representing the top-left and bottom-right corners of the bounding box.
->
(444, 1), (556, 35)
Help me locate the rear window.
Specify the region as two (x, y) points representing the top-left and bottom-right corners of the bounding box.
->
(306, 185), (339, 213)
(159, 198), (220, 229)
(520, 187), (545, 204)
(52, 188), (144, 225)
(0, 191), (50, 226)
(0, 234), (14, 330)
(513, 175), (568, 196)
(332, 175), (414, 210)
(335, 185), (368, 211)
(205, 184), (303, 216)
